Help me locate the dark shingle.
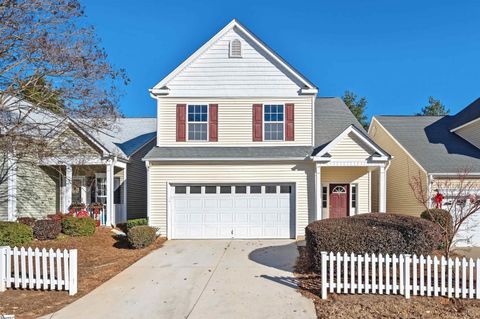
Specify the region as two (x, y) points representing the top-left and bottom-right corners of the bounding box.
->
(375, 115), (480, 173)
(449, 98), (480, 130)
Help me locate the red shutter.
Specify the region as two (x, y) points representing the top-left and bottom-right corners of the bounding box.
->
(252, 104), (263, 141)
(209, 104), (218, 142)
(176, 104), (186, 142)
(285, 103), (294, 141)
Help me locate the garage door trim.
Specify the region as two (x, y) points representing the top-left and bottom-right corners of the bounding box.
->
(167, 183), (296, 239)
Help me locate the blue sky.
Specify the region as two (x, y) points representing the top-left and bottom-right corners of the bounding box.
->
(82, 0), (480, 119)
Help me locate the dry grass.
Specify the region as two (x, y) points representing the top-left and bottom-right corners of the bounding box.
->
(0, 228), (166, 319)
(295, 246), (480, 319)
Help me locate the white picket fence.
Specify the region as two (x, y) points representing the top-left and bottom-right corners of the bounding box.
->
(0, 246), (77, 295)
(321, 251), (480, 300)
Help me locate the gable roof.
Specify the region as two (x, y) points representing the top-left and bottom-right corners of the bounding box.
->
(313, 98), (367, 153)
(450, 98), (480, 131)
(89, 118), (157, 158)
(374, 115), (480, 173)
(150, 19), (317, 96)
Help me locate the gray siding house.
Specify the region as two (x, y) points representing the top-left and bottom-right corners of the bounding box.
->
(0, 99), (155, 225)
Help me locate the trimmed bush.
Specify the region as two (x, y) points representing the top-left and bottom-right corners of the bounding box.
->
(420, 209), (453, 240)
(33, 220), (62, 240)
(17, 217), (36, 227)
(47, 213), (69, 223)
(127, 218), (148, 230)
(305, 213), (442, 273)
(0, 222), (33, 247)
(127, 226), (157, 249)
(61, 216), (96, 237)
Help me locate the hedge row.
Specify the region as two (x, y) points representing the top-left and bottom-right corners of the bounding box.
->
(305, 213), (443, 273)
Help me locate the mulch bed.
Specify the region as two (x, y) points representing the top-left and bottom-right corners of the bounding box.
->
(0, 228), (166, 319)
(295, 246), (480, 319)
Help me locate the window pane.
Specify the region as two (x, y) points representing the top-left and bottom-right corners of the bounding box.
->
(190, 186), (201, 194)
(280, 185), (291, 193)
(205, 186), (217, 194)
(175, 186), (187, 194)
(265, 185), (277, 193)
(250, 186), (261, 194)
(235, 186), (247, 193)
(220, 186), (231, 194)
(188, 105), (194, 113)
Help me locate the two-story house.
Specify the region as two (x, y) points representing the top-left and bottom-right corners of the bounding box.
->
(369, 98), (480, 247)
(144, 20), (391, 239)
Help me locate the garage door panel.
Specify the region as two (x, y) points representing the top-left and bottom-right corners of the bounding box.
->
(172, 184), (294, 239)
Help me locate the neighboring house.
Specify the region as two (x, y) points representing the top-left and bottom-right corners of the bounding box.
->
(144, 19), (391, 239)
(369, 98), (480, 247)
(0, 97), (155, 224)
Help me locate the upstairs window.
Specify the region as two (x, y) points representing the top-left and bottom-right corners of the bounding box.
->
(264, 104), (284, 141)
(229, 39), (242, 58)
(188, 105), (208, 141)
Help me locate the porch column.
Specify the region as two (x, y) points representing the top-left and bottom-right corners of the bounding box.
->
(379, 165), (387, 213)
(122, 166), (127, 221)
(105, 160), (115, 226)
(7, 155), (17, 221)
(315, 164), (322, 220)
(64, 164), (72, 213)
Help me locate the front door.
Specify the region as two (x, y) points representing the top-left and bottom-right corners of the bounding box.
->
(329, 184), (349, 218)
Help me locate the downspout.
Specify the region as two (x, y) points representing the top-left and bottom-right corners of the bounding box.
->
(145, 160), (151, 225)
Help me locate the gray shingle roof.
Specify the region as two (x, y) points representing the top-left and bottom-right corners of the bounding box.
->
(313, 97), (366, 154)
(449, 98), (480, 130)
(375, 115), (480, 173)
(144, 97), (370, 160)
(91, 118), (156, 158)
(143, 146), (312, 160)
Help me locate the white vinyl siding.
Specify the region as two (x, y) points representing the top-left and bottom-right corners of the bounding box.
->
(157, 97), (313, 146)
(148, 162), (314, 238)
(328, 133), (374, 160)
(165, 28), (303, 97)
(456, 121), (480, 150)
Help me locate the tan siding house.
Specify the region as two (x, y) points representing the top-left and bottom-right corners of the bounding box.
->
(369, 118), (427, 215)
(145, 20), (391, 239)
(369, 99), (480, 247)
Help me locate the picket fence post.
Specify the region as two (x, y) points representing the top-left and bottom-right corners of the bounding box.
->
(0, 246), (7, 292)
(69, 249), (78, 296)
(404, 254), (411, 299)
(321, 251), (327, 300)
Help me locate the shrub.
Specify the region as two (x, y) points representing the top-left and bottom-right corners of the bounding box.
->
(305, 213), (443, 273)
(17, 217), (36, 227)
(33, 220), (62, 240)
(61, 216), (96, 236)
(47, 213), (69, 223)
(127, 218), (148, 230)
(0, 222), (33, 247)
(127, 226), (157, 249)
(420, 209), (453, 239)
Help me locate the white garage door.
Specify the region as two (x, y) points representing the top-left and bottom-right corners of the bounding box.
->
(171, 184), (294, 239)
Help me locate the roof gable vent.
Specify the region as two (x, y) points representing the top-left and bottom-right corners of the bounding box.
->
(229, 39), (242, 58)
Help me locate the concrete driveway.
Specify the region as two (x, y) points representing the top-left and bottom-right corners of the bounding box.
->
(45, 240), (316, 319)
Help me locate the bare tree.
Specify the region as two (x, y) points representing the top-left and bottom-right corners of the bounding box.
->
(410, 169), (480, 257)
(0, 0), (128, 208)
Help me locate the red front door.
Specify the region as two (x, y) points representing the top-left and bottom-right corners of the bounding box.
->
(329, 184), (349, 218)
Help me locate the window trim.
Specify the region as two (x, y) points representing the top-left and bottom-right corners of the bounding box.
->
(350, 184), (358, 214)
(262, 103), (285, 142)
(186, 104), (209, 141)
